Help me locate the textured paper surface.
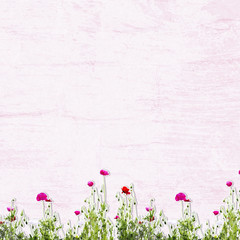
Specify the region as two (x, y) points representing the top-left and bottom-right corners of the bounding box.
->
(1, 0), (240, 229)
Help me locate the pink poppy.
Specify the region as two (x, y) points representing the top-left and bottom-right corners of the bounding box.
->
(226, 181), (232, 187)
(100, 169), (109, 176)
(74, 210), (80, 216)
(213, 211), (219, 216)
(7, 207), (14, 212)
(175, 193), (186, 201)
(88, 181), (94, 187)
(114, 215), (120, 219)
(145, 207), (153, 212)
(36, 193), (48, 201)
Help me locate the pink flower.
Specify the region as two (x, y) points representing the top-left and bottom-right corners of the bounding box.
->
(88, 181), (94, 187)
(213, 211), (219, 216)
(74, 211), (80, 216)
(7, 207), (14, 212)
(36, 193), (48, 201)
(239, 170), (240, 175)
(175, 192), (186, 201)
(226, 181), (232, 187)
(145, 207), (153, 212)
(114, 215), (120, 219)
(100, 169), (109, 176)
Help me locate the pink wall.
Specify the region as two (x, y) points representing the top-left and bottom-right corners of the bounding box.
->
(1, 0), (240, 232)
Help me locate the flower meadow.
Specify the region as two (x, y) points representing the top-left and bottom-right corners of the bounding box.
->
(1, 170), (240, 239)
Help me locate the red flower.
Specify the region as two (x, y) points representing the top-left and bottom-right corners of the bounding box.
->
(175, 193), (186, 201)
(121, 186), (130, 195)
(149, 216), (155, 222)
(184, 199), (191, 202)
(0, 221), (4, 224)
(45, 199), (52, 202)
(10, 216), (16, 222)
(139, 221), (142, 224)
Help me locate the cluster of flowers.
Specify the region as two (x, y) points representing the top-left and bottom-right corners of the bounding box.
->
(0, 207), (16, 224)
(0, 169), (240, 239)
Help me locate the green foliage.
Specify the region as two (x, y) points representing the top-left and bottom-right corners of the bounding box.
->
(0, 201), (28, 240)
(29, 217), (62, 240)
(115, 191), (166, 240)
(3, 173), (240, 239)
(169, 216), (200, 240)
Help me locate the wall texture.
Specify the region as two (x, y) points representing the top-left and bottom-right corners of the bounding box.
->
(1, 0), (240, 233)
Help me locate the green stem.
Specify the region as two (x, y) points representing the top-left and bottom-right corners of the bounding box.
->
(49, 202), (53, 217)
(42, 200), (45, 220)
(103, 176), (106, 204)
(103, 175), (107, 218)
(231, 187), (234, 206)
(181, 200), (184, 220)
(92, 187), (95, 209)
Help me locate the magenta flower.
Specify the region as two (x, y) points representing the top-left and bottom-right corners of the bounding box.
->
(7, 207), (14, 212)
(100, 169), (109, 176)
(213, 211), (219, 216)
(145, 207), (153, 212)
(226, 181), (232, 187)
(175, 192), (186, 201)
(36, 193), (48, 201)
(74, 210), (80, 216)
(114, 215), (120, 219)
(88, 181), (94, 187)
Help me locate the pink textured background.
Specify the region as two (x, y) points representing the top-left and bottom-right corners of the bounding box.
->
(1, 0), (240, 232)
